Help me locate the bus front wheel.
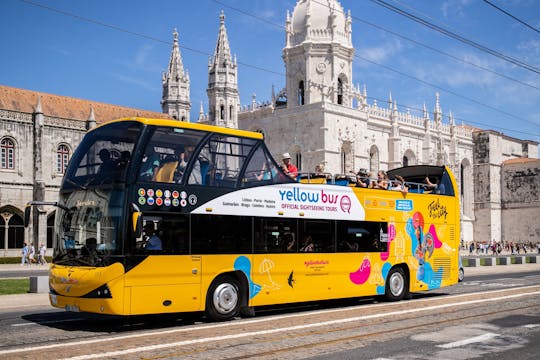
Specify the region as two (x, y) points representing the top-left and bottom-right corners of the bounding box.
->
(206, 275), (241, 321)
(385, 267), (408, 301)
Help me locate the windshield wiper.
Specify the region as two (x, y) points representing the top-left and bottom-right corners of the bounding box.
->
(63, 178), (88, 190)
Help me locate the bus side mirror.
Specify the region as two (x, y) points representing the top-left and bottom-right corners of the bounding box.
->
(24, 204), (32, 227)
(131, 203), (143, 238)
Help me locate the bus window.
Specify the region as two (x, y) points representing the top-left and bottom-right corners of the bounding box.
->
(255, 218), (297, 253)
(67, 121), (141, 186)
(300, 219), (334, 252)
(138, 127), (206, 183)
(337, 221), (388, 253)
(191, 215), (252, 254)
(242, 146), (280, 186)
(191, 134), (258, 187)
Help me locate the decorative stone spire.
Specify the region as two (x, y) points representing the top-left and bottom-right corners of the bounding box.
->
(198, 101), (205, 122)
(286, 10), (292, 47)
(86, 105), (96, 130)
(388, 92), (393, 109)
(212, 11), (233, 68)
(434, 92), (442, 123)
(161, 28), (191, 121)
(34, 95), (42, 114)
(423, 103), (430, 130)
(207, 11), (239, 128)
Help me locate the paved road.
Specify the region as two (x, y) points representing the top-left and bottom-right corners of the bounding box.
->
(0, 263), (538, 359)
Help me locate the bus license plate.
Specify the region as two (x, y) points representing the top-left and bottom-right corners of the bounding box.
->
(65, 305), (80, 312)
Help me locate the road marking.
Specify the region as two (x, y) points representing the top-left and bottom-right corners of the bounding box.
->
(437, 332), (499, 349)
(0, 287), (538, 359)
(523, 324), (540, 329)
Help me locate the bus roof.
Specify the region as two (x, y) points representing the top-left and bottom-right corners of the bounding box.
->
(387, 165), (449, 178)
(96, 117), (264, 140)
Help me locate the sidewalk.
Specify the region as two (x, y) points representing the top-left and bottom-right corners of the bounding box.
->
(0, 263), (539, 312)
(0, 263), (50, 272)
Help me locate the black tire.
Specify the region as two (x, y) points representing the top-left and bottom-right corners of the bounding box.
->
(385, 266), (408, 301)
(458, 268), (464, 282)
(206, 275), (241, 321)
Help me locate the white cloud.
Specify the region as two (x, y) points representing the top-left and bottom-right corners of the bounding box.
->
(110, 73), (157, 92)
(360, 39), (404, 64)
(442, 0), (473, 17)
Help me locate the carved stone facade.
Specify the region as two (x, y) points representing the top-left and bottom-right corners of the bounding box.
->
(0, 86), (170, 256)
(236, 0), (539, 245)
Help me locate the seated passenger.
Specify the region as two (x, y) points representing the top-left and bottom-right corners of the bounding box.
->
(369, 170), (389, 190)
(300, 235), (314, 252)
(355, 168), (371, 188)
(143, 223), (162, 250)
(98, 149), (116, 173)
(389, 175), (408, 195)
(424, 177), (445, 194)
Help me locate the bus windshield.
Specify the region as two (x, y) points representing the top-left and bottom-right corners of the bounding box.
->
(53, 188), (125, 266)
(64, 121), (142, 188)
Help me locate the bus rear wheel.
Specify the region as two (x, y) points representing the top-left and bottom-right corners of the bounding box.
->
(385, 267), (408, 301)
(206, 275), (241, 321)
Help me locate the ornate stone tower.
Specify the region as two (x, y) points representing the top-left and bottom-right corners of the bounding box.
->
(283, 0), (354, 108)
(161, 29), (191, 121)
(207, 11), (239, 128)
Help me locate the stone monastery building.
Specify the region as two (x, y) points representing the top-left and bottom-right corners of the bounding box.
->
(0, 0), (538, 256)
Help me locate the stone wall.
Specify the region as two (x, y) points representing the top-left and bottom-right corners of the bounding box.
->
(501, 159), (540, 244)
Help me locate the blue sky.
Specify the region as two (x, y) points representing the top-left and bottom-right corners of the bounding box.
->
(2, 0), (540, 146)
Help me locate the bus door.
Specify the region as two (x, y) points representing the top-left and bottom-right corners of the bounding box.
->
(124, 215), (202, 315)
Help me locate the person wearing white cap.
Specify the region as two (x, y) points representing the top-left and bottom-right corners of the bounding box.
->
(281, 152), (298, 180)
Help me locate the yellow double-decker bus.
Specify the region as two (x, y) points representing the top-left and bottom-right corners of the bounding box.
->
(32, 118), (460, 321)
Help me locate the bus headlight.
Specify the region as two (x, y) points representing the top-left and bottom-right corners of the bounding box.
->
(81, 284), (113, 299)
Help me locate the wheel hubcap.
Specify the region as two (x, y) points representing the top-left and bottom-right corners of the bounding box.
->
(389, 272), (404, 297)
(213, 283), (238, 315)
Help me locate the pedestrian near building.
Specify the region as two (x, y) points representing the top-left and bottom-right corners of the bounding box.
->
(21, 242), (28, 266)
(28, 243), (36, 264)
(38, 243), (47, 265)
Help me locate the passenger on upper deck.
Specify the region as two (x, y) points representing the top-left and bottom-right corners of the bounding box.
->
(424, 176), (445, 194)
(281, 153), (298, 180)
(98, 149), (116, 174)
(355, 168), (370, 188)
(369, 170), (389, 190)
(390, 174), (408, 195)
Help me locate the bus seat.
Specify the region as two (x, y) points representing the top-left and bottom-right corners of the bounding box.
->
(299, 177), (327, 184)
(200, 161), (210, 185)
(153, 161), (178, 183)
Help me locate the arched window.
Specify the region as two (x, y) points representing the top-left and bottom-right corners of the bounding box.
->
(229, 105), (234, 122)
(369, 145), (379, 174)
(337, 78), (343, 105)
(56, 144), (70, 174)
(460, 163), (464, 196)
(1, 138), (15, 169)
(341, 149), (347, 173)
(403, 155), (409, 167)
(298, 81), (305, 106)
(295, 152), (302, 171)
(8, 214), (24, 249)
(220, 105), (225, 120)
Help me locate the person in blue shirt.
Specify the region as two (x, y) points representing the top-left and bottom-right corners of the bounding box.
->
(143, 223), (162, 251)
